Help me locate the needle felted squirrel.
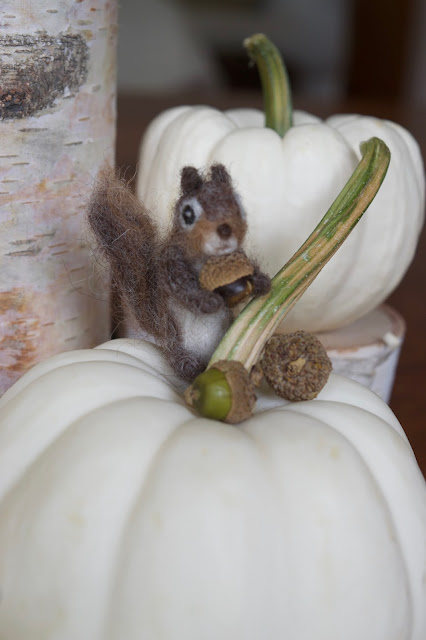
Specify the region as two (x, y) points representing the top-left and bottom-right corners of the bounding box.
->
(88, 163), (271, 381)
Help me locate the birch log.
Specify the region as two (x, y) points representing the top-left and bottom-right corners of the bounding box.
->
(0, 0), (117, 393)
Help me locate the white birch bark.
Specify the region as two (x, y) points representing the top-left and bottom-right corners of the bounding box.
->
(0, 0), (117, 393)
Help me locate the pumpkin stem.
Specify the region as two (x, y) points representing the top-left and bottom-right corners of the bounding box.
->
(185, 137), (391, 422)
(244, 33), (293, 137)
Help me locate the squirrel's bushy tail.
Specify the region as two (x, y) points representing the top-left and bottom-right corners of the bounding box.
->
(87, 166), (165, 340)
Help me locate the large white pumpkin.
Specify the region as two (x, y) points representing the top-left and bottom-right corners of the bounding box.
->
(0, 338), (425, 640)
(136, 107), (424, 332)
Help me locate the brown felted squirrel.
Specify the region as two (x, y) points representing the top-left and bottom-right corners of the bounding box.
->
(88, 163), (271, 381)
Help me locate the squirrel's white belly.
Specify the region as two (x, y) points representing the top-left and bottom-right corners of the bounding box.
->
(172, 301), (230, 362)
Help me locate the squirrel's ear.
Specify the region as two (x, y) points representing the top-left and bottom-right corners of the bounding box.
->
(210, 163), (231, 185)
(180, 166), (203, 194)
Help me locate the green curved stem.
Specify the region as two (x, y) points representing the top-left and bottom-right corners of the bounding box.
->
(209, 137), (391, 371)
(244, 33), (293, 137)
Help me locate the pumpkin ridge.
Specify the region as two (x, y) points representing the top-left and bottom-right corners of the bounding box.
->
(102, 414), (215, 634)
(0, 362), (182, 500)
(0, 350), (159, 410)
(0, 399), (194, 639)
(289, 400), (419, 634)
(0, 395), (183, 505)
(244, 407), (413, 637)
(294, 398), (408, 441)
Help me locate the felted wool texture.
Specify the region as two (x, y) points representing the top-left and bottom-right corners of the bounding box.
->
(169, 164), (248, 260)
(87, 166), (161, 336)
(87, 164), (271, 382)
(87, 168), (194, 379)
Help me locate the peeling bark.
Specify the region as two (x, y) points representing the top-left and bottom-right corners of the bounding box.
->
(0, 34), (88, 118)
(0, 1), (117, 393)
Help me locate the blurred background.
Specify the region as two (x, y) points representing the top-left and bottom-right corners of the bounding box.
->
(117, 0), (426, 105)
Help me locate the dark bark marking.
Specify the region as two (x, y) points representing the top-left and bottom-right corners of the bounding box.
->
(0, 34), (88, 119)
(18, 128), (48, 132)
(9, 238), (37, 245)
(48, 242), (67, 249)
(5, 247), (42, 257)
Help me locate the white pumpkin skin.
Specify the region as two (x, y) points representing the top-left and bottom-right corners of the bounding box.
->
(136, 107), (424, 332)
(0, 339), (425, 640)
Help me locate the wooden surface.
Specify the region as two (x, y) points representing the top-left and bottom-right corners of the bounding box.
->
(347, 0), (415, 100)
(116, 92), (425, 476)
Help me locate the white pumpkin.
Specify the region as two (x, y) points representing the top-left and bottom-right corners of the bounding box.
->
(136, 106), (424, 332)
(0, 338), (425, 640)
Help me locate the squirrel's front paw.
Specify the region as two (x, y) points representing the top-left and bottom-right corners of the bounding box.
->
(198, 291), (225, 314)
(252, 271), (272, 295)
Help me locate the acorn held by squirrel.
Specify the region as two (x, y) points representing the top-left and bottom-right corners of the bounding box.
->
(88, 163), (271, 382)
(199, 250), (257, 307)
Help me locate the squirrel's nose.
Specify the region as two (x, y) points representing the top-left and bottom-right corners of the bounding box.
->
(217, 223), (232, 239)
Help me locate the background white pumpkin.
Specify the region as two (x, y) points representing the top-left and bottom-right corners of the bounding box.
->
(136, 107), (424, 332)
(0, 339), (425, 639)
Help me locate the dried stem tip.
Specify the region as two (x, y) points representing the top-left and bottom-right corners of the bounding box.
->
(260, 331), (332, 401)
(184, 360), (256, 424)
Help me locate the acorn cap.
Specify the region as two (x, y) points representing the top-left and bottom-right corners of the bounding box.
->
(260, 331), (332, 401)
(213, 360), (256, 423)
(199, 250), (254, 291)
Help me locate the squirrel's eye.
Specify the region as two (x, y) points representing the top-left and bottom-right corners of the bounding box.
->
(182, 204), (196, 225)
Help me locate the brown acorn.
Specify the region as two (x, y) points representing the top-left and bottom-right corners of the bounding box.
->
(184, 359), (256, 424)
(199, 250), (254, 307)
(260, 331), (332, 401)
